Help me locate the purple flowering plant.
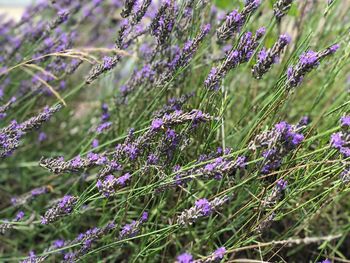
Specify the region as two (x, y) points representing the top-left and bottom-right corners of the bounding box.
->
(0, 0), (348, 262)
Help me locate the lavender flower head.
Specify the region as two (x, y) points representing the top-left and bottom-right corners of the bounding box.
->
(97, 173), (131, 197)
(249, 120), (306, 174)
(0, 104), (61, 158)
(273, 0), (294, 21)
(216, 0), (260, 41)
(41, 195), (78, 224)
(119, 212), (148, 239)
(177, 196), (229, 226)
(287, 44), (339, 88)
(252, 34), (291, 79)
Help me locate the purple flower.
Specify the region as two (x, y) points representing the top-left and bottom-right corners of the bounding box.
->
(280, 34), (291, 44)
(276, 179), (288, 190)
(330, 132), (344, 149)
(235, 156), (247, 169)
(92, 139), (99, 148)
(253, 33), (291, 79)
(177, 252), (193, 263)
(71, 156), (83, 168)
(151, 118), (163, 130)
(300, 50), (318, 66)
(329, 44), (340, 53)
(41, 195), (77, 224)
(214, 247), (226, 259)
(96, 122), (112, 134)
(38, 132), (47, 142)
(340, 116), (350, 127)
(340, 147), (350, 157)
(291, 133), (304, 145)
(147, 154), (159, 165)
(119, 212), (148, 239)
(258, 48), (267, 62)
(53, 239), (65, 248)
(102, 56), (115, 70)
(195, 198), (212, 216)
(287, 45), (338, 88)
(165, 129), (176, 140)
(116, 173), (131, 186)
(15, 211), (24, 221)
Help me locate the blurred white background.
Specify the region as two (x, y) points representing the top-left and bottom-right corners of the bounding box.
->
(0, 0), (32, 20)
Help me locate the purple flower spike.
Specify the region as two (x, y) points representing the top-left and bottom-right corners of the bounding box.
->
(119, 212), (148, 239)
(253, 33), (291, 79)
(216, 0), (260, 41)
(287, 45), (339, 88)
(177, 196), (229, 225)
(273, 0), (294, 21)
(41, 195), (77, 224)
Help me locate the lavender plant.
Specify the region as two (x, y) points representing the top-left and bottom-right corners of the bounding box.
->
(0, 0), (349, 262)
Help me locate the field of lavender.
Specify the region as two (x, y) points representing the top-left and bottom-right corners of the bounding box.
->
(0, 0), (349, 262)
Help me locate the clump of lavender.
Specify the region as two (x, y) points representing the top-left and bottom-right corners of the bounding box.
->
(216, 0), (261, 42)
(176, 196), (229, 226)
(86, 55), (121, 84)
(273, 0), (294, 21)
(119, 212), (148, 239)
(287, 44), (340, 88)
(0, 104), (61, 158)
(261, 179), (288, 208)
(249, 120), (307, 174)
(41, 195), (78, 224)
(252, 34), (291, 79)
(205, 28), (265, 90)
